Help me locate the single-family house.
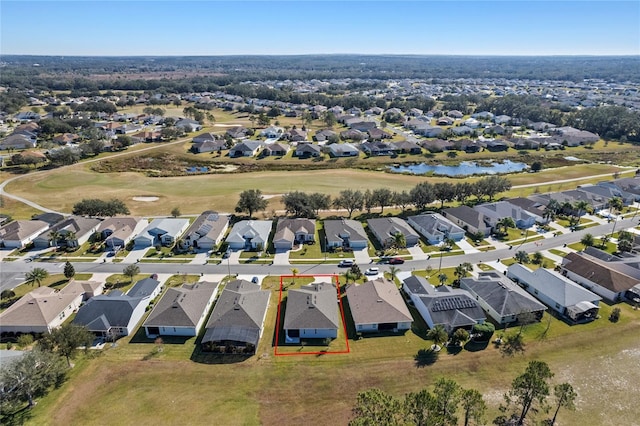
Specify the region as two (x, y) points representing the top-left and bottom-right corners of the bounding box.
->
(402, 276), (486, 334)
(225, 220), (273, 252)
(229, 141), (262, 158)
(393, 140), (422, 154)
(349, 121), (377, 132)
(98, 217), (145, 251)
(313, 129), (338, 142)
(0, 286), (84, 334)
(295, 143), (322, 158)
(191, 139), (227, 154)
(73, 291), (148, 338)
(422, 139), (454, 153)
(507, 264), (601, 323)
(260, 126), (284, 139)
(561, 251), (640, 302)
(0, 219), (49, 249)
(367, 217), (420, 248)
(578, 184), (635, 207)
(192, 132), (220, 144)
(226, 127), (251, 140)
(175, 119), (202, 132)
(201, 279), (271, 353)
(128, 276), (164, 300)
(460, 272), (547, 325)
(418, 125), (445, 138)
(327, 143), (359, 157)
(407, 213), (465, 245)
(346, 278), (412, 334)
(324, 219), (368, 250)
(503, 198), (548, 224)
(284, 282), (340, 343)
(368, 128), (392, 141)
(361, 141), (397, 156)
(1, 133), (37, 150)
(133, 218), (189, 248)
(143, 281), (220, 338)
(60, 279), (105, 301)
(273, 218), (316, 250)
(441, 205), (492, 236)
(447, 110), (464, 119)
(286, 128), (308, 142)
(340, 128), (365, 141)
(33, 216), (102, 248)
(182, 211), (229, 251)
(262, 143), (290, 157)
(474, 201), (537, 230)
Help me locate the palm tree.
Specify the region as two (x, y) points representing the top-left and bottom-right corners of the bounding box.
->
(63, 231), (77, 248)
(49, 230), (61, 250)
(453, 262), (472, 286)
(496, 217), (515, 236)
(427, 324), (448, 352)
(25, 267), (49, 287)
(388, 266), (400, 282)
(545, 199), (561, 220)
(608, 196), (624, 237)
(574, 200), (590, 218)
(580, 233), (595, 247)
(514, 250), (530, 264)
(290, 267), (299, 286)
(393, 232), (406, 249)
(438, 273), (448, 286)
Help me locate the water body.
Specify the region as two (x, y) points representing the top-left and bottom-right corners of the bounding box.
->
(389, 160), (528, 176)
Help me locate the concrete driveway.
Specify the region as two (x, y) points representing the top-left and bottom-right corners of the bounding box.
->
(353, 248), (370, 264)
(273, 248), (290, 265)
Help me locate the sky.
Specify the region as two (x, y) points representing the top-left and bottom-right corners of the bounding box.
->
(1, 1), (639, 56)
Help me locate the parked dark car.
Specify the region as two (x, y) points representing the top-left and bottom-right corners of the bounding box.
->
(389, 257), (405, 265)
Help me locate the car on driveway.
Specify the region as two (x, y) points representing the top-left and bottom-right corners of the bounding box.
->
(251, 276), (259, 284)
(364, 267), (379, 275)
(389, 257), (405, 264)
(338, 259), (354, 268)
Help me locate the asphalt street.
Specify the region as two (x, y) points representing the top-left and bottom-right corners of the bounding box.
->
(2, 217), (637, 291)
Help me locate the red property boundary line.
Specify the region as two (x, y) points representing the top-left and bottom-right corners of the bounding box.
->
(274, 274), (351, 356)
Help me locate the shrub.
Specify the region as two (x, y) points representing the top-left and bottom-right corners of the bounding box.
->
(609, 307), (621, 323)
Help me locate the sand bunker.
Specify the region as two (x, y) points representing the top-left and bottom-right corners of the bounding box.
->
(132, 196), (159, 202)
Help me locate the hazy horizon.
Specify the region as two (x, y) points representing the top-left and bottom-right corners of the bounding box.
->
(1, 1), (639, 57)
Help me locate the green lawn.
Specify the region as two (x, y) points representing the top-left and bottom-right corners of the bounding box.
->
(0, 274), (92, 313)
(16, 269), (640, 426)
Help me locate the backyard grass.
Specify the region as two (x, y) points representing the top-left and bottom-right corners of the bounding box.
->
(0, 274), (92, 312)
(19, 267), (640, 426)
(104, 273), (147, 294)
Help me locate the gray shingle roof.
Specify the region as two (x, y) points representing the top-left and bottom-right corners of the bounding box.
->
(346, 278), (412, 326)
(202, 280), (270, 346)
(73, 293), (145, 332)
(507, 264), (601, 307)
(143, 282), (219, 328)
(460, 272), (546, 317)
(284, 282), (339, 330)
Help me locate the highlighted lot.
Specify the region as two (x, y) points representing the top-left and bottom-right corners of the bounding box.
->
(274, 274), (350, 356)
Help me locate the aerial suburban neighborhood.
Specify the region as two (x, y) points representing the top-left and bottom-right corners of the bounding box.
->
(1, 5), (640, 421)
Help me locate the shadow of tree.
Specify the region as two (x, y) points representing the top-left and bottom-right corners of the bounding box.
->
(414, 348), (438, 367)
(464, 340), (489, 352)
(446, 344), (463, 355)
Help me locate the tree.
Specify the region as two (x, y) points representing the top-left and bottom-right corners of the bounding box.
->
(333, 189), (364, 219)
(432, 377), (462, 426)
(514, 250), (530, 264)
(438, 272), (448, 286)
(349, 388), (404, 426)
(49, 230), (61, 249)
(388, 266), (400, 282)
(531, 161), (543, 172)
(475, 175), (512, 201)
(372, 188), (393, 213)
(1, 289), (16, 300)
(235, 189), (268, 218)
(392, 190), (412, 213)
(461, 388), (486, 426)
(427, 324), (448, 351)
(171, 206), (181, 218)
(410, 182), (435, 210)
(573, 200), (590, 218)
(453, 262), (472, 285)
(0, 349), (67, 413)
(322, 111), (337, 128)
(609, 307), (621, 322)
(496, 217), (516, 236)
(501, 360), (554, 425)
(282, 191), (315, 218)
(404, 389), (437, 426)
(25, 267), (48, 287)
(363, 189), (375, 214)
(500, 332), (526, 357)
(549, 383), (576, 426)
(290, 268), (299, 285)
(63, 261), (75, 279)
(392, 232), (406, 249)
(531, 251), (544, 265)
(72, 198), (129, 217)
(617, 230), (634, 253)
(41, 324), (94, 367)
(608, 196), (624, 238)
(580, 233), (595, 247)
(123, 264), (140, 282)
(451, 328), (470, 346)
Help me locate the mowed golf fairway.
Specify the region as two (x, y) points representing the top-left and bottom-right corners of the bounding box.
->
(5, 162), (629, 215)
